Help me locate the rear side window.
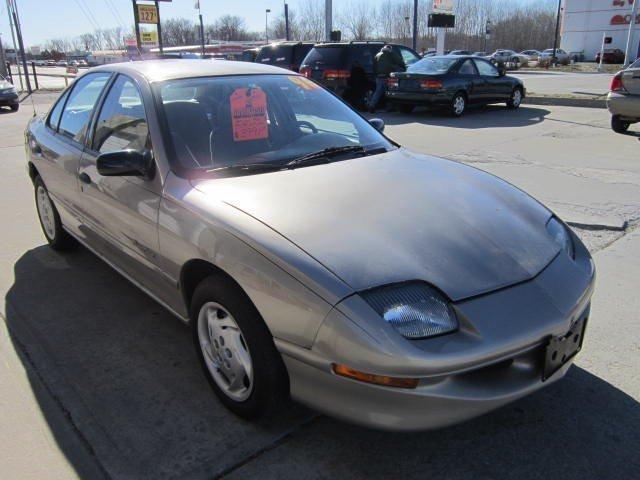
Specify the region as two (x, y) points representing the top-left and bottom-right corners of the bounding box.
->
(59, 73), (111, 143)
(47, 90), (69, 130)
(93, 75), (149, 154)
(398, 47), (420, 65)
(347, 46), (381, 71)
(302, 46), (344, 67)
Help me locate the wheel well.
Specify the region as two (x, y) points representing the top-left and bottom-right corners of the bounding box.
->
(180, 259), (239, 315)
(28, 162), (40, 184)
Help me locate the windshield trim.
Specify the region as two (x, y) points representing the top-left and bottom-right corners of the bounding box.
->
(151, 73), (400, 180)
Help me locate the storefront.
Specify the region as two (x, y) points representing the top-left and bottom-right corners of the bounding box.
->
(562, 0), (639, 61)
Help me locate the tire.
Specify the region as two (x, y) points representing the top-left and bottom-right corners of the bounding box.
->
(450, 92), (466, 117)
(611, 115), (630, 134)
(398, 104), (415, 114)
(10, 103), (19, 112)
(507, 87), (523, 109)
(34, 176), (76, 251)
(190, 275), (289, 419)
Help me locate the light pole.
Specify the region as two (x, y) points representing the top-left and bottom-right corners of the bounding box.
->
(484, 20), (491, 53)
(284, 1), (290, 41)
(552, 0), (562, 65)
(624, 0), (639, 66)
(404, 16), (410, 46)
(265, 9), (271, 42)
(412, 0), (418, 51)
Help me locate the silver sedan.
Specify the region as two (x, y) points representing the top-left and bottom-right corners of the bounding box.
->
(608, 59), (640, 133)
(25, 60), (595, 431)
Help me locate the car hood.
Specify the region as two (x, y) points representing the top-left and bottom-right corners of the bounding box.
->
(192, 149), (558, 301)
(0, 80), (14, 90)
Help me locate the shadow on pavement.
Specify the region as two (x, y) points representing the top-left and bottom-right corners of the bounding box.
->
(5, 245), (313, 480)
(5, 245), (640, 480)
(371, 105), (551, 129)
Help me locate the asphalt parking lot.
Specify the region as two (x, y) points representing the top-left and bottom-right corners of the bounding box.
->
(1, 93), (639, 479)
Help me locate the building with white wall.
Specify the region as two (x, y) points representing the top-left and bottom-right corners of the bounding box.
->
(561, 0), (639, 61)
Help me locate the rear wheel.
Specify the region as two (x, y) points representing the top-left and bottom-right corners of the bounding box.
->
(191, 275), (289, 419)
(611, 115), (630, 134)
(34, 176), (76, 251)
(398, 104), (415, 114)
(10, 103), (19, 112)
(450, 92), (466, 117)
(507, 87), (523, 109)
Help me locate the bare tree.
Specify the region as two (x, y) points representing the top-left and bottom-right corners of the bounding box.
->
(339, 1), (376, 40)
(298, 0), (324, 41)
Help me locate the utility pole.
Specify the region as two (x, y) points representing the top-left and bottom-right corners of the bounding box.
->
(155, 0), (163, 54)
(552, 0), (562, 65)
(623, 0), (639, 66)
(284, 2), (290, 41)
(325, 0), (332, 42)
(412, 0), (418, 51)
(195, 1), (205, 56)
(132, 0), (142, 56)
(484, 20), (491, 53)
(8, 0), (30, 92)
(265, 9), (270, 42)
(5, 0), (22, 90)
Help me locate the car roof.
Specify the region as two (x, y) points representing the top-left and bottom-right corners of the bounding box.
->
(87, 59), (293, 83)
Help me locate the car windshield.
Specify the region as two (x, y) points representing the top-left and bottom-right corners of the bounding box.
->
(157, 74), (394, 177)
(407, 57), (458, 74)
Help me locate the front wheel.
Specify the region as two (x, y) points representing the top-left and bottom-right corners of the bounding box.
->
(507, 87), (523, 109)
(10, 103), (19, 112)
(611, 115), (630, 134)
(450, 93), (466, 117)
(34, 176), (76, 250)
(191, 276), (289, 419)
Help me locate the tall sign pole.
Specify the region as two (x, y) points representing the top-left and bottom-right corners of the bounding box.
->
(552, 0), (562, 64)
(325, 0), (332, 41)
(9, 0), (31, 92)
(0, 34), (8, 77)
(155, 1), (163, 54)
(412, 0), (418, 51)
(624, 0), (639, 66)
(284, 2), (290, 41)
(132, 0), (142, 54)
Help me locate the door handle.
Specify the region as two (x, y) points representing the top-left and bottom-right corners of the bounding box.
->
(78, 172), (92, 185)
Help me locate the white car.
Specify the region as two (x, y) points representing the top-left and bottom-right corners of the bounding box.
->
(539, 49), (571, 64)
(488, 50), (528, 68)
(521, 50), (542, 62)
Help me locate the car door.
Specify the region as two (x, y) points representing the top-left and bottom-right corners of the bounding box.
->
(34, 73), (111, 230)
(456, 59), (485, 103)
(474, 58), (511, 102)
(77, 74), (169, 298)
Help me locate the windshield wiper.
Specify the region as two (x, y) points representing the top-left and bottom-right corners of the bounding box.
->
(206, 163), (283, 175)
(285, 145), (365, 168)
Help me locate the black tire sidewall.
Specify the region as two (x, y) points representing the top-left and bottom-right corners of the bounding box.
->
(190, 276), (289, 419)
(611, 115), (630, 133)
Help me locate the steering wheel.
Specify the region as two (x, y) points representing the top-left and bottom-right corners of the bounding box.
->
(297, 120), (318, 134)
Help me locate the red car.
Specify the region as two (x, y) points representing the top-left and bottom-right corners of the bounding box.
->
(596, 49), (625, 64)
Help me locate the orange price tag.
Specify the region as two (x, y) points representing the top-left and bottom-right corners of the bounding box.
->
(230, 88), (268, 142)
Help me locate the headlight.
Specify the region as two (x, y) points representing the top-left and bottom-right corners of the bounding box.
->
(546, 217), (574, 259)
(361, 282), (458, 339)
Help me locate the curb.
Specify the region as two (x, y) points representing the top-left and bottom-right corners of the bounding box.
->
(523, 95), (607, 109)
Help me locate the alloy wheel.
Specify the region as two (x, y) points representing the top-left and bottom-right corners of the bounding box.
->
(36, 186), (56, 240)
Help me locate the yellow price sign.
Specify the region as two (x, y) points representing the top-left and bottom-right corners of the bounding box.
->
(137, 4), (158, 24)
(141, 30), (158, 46)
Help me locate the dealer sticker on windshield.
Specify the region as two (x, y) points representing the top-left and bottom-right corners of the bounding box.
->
(230, 87), (268, 142)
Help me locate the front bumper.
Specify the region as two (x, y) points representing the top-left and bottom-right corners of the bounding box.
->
(607, 91), (640, 121)
(0, 91), (19, 106)
(278, 231), (595, 431)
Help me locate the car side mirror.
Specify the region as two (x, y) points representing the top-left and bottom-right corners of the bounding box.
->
(97, 149), (154, 178)
(498, 67), (506, 77)
(369, 118), (385, 132)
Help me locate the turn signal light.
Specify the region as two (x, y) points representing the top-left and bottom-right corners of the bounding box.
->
(332, 363), (419, 389)
(324, 69), (351, 80)
(610, 73), (626, 92)
(420, 79), (443, 89)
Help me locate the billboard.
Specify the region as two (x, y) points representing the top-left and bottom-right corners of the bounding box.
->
(433, 0), (454, 13)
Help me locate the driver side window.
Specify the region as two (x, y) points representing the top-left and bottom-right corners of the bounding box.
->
(93, 75), (149, 154)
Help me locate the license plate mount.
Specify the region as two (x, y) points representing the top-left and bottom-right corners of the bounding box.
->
(542, 317), (587, 381)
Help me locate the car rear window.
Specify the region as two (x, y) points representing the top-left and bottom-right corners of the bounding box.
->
(293, 44), (314, 65)
(347, 45), (381, 71)
(302, 46), (345, 67)
(408, 57), (458, 74)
